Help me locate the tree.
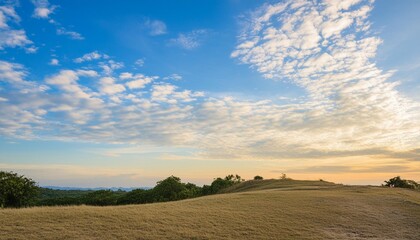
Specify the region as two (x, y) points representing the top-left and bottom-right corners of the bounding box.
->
(203, 174), (244, 195)
(254, 175), (263, 180)
(83, 190), (121, 206)
(384, 176), (419, 190)
(0, 171), (39, 208)
(151, 176), (187, 202)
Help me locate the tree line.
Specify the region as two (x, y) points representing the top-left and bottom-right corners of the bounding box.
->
(1, 171), (250, 208)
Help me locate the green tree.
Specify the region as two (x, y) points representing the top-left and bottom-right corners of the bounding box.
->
(0, 171), (39, 208)
(83, 190), (120, 206)
(151, 176), (187, 202)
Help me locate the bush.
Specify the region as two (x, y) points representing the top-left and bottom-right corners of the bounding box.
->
(254, 175), (264, 180)
(384, 176), (419, 190)
(0, 171), (39, 208)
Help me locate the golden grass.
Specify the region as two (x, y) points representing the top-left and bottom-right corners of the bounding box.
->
(1, 180), (419, 239)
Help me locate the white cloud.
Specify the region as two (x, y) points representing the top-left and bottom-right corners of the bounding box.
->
(169, 29), (208, 50)
(229, 0), (419, 156)
(0, 29), (32, 49)
(125, 74), (157, 89)
(151, 84), (176, 102)
(144, 19), (167, 36)
(151, 83), (204, 104)
(74, 51), (109, 63)
(0, 60), (26, 84)
(49, 58), (59, 66)
(25, 46), (38, 53)
(0, 6), (20, 28)
(99, 60), (124, 75)
(99, 77), (126, 95)
(135, 58), (145, 67)
(30, 1), (83, 41)
(56, 27), (84, 40)
(32, 0), (55, 19)
(119, 72), (133, 80)
(0, 6), (32, 50)
(163, 74), (182, 81)
(45, 69), (99, 103)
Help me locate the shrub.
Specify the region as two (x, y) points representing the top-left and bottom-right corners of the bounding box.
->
(254, 175), (264, 180)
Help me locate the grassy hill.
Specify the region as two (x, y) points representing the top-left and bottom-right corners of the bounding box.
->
(1, 179), (419, 239)
(221, 178), (338, 193)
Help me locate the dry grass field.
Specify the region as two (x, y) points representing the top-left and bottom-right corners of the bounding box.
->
(1, 179), (419, 240)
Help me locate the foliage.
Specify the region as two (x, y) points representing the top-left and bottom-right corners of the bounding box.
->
(151, 176), (188, 202)
(117, 189), (150, 205)
(83, 190), (124, 206)
(117, 176), (204, 205)
(13, 173), (245, 207)
(36, 188), (94, 206)
(203, 174), (244, 195)
(0, 171), (39, 208)
(254, 175), (264, 180)
(384, 176), (419, 190)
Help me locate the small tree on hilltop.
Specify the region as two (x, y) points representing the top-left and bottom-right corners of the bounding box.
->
(384, 176), (419, 190)
(254, 175), (263, 180)
(0, 171), (39, 208)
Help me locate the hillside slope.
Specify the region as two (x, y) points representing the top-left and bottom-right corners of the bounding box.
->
(221, 178), (338, 193)
(1, 180), (419, 239)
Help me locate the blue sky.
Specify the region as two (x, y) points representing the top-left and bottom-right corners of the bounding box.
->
(0, 0), (419, 187)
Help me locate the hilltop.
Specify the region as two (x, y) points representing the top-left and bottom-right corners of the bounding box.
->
(221, 178), (338, 193)
(1, 179), (419, 239)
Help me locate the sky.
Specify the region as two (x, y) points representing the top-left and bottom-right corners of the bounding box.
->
(0, 0), (419, 187)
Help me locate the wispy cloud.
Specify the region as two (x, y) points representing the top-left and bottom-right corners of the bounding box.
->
(144, 18), (167, 36)
(25, 46), (38, 53)
(134, 58), (145, 67)
(230, 0), (419, 156)
(168, 29), (208, 49)
(74, 51), (109, 63)
(163, 73), (182, 81)
(56, 27), (84, 40)
(30, 0), (84, 40)
(0, 6), (32, 50)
